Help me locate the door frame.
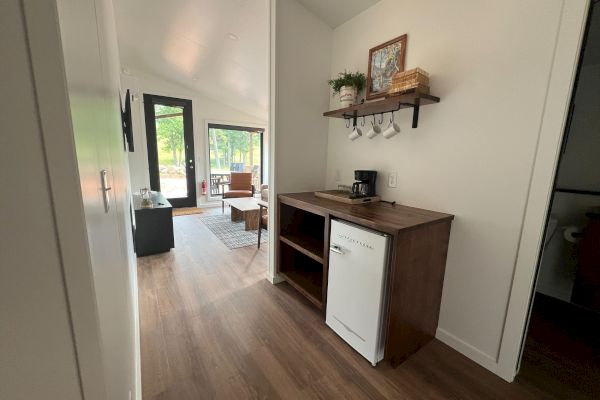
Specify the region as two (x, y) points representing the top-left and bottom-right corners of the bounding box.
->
(143, 94), (196, 208)
(206, 122), (265, 201)
(23, 0), (139, 399)
(494, 0), (590, 382)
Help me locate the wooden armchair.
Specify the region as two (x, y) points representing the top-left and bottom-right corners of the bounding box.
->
(257, 199), (268, 248)
(221, 172), (254, 212)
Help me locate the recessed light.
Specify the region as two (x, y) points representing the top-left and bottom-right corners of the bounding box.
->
(192, 76), (199, 81)
(227, 33), (239, 41)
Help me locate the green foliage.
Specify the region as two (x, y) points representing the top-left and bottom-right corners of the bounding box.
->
(208, 128), (261, 173)
(327, 71), (366, 96)
(155, 105), (184, 166)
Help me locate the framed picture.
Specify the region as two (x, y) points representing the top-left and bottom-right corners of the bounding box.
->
(366, 34), (407, 100)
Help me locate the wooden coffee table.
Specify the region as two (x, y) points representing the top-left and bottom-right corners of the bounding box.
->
(224, 197), (260, 231)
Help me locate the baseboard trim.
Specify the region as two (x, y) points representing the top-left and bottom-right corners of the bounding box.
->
(266, 272), (285, 284)
(435, 328), (512, 381)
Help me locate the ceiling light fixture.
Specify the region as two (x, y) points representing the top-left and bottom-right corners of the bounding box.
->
(227, 33), (239, 41)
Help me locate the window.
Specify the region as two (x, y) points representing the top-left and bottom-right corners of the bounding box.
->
(207, 124), (264, 198)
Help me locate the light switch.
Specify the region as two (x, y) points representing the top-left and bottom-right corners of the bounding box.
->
(388, 172), (397, 188)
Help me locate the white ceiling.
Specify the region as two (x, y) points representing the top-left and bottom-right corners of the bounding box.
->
(113, 0), (269, 119)
(295, 0), (381, 28)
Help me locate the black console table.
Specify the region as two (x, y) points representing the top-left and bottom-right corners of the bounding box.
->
(133, 192), (174, 256)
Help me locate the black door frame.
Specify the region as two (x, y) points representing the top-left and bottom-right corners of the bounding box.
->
(207, 123), (265, 195)
(144, 94), (196, 208)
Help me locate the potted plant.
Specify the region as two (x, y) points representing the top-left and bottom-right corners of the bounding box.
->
(328, 71), (366, 107)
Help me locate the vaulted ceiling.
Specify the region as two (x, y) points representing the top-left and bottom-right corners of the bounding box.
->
(113, 0), (269, 119)
(112, 0), (381, 120)
(295, 0), (380, 28)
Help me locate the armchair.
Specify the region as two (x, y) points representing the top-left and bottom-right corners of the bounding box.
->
(221, 172), (254, 212)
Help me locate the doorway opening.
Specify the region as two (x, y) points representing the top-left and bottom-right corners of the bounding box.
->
(144, 94), (196, 208)
(207, 123), (265, 201)
(517, 2), (600, 398)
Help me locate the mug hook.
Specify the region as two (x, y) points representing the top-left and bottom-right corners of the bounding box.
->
(379, 113), (384, 125)
(390, 111), (395, 123)
(345, 119), (351, 129)
(360, 116), (365, 127)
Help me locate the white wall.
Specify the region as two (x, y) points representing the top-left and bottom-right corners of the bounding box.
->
(324, 0), (576, 376)
(274, 0), (331, 193)
(122, 72), (267, 205)
(0, 1), (81, 398)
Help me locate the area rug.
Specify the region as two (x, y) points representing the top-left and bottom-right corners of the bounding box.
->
(200, 214), (267, 249)
(172, 207), (203, 217)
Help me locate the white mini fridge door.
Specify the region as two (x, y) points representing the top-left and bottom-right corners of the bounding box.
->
(326, 219), (390, 365)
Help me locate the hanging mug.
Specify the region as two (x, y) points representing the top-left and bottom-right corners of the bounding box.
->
(348, 126), (362, 141)
(366, 119), (382, 139)
(383, 116), (400, 139)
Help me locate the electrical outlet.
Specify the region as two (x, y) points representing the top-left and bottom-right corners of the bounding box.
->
(388, 172), (397, 188)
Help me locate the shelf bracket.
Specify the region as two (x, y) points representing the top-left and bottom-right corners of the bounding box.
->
(412, 103), (420, 128)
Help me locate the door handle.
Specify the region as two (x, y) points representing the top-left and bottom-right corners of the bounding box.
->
(330, 244), (343, 254)
(100, 169), (112, 213)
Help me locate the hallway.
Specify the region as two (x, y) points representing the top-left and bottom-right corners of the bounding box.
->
(139, 211), (546, 399)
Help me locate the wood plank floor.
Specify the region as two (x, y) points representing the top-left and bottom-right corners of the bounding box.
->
(138, 209), (546, 399)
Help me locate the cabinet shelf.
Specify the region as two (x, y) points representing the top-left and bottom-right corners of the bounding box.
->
(323, 89), (440, 128)
(280, 234), (324, 264)
(279, 271), (323, 310)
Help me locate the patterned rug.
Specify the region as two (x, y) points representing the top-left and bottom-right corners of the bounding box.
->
(172, 207), (203, 217)
(200, 214), (267, 249)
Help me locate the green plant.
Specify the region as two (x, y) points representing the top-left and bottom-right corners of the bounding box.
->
(327, 71), (366, 96)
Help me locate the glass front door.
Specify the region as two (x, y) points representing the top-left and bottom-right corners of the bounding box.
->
(144, 94), (196, 207)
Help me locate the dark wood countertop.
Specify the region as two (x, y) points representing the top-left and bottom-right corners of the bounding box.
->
(278, 192), (453, 235)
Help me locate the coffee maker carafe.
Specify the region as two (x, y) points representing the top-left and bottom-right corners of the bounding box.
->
(351, 170), (377, 198)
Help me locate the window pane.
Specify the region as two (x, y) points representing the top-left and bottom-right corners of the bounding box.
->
(154, 104), (187, 198)
(208, 126), (262, 196)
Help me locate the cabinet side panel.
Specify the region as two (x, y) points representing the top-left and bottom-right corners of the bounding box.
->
(385, 221), (452, 364)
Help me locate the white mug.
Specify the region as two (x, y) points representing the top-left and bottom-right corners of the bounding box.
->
(366, 122), (382, 139)
(348, 126), (362, 141)
(383, 121), (400, 139)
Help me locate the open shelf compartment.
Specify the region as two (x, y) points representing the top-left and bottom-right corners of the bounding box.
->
(279, 241), (324, 309)
(279, 203), (325, 260)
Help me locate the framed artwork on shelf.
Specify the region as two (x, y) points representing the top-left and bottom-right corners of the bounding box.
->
(366, 34), (407, 100)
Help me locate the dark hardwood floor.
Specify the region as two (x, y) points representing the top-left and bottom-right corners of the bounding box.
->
(517, 293), (600, 399)
(138, 208), (548, 399)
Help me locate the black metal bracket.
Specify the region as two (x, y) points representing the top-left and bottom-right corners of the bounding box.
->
(342, 100), (422, 128)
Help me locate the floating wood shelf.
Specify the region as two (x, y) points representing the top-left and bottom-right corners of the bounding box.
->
(323, 89), (440, 128)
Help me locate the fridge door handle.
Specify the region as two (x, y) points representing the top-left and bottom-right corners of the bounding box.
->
(330, 244), (343, 254)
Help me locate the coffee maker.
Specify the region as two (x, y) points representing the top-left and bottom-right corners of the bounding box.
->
(351, 170), (377, 198)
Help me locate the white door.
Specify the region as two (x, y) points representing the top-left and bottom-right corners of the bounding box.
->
(57, 0), (138, 399)
(326, 219), (390, 365)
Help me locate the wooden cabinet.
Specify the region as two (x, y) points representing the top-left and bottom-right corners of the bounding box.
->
(133, 192), (174, 257)
(277, 192), (453, 365)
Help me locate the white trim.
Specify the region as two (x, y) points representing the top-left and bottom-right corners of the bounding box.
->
(495, 0), (589, 382)
(267, 0), (278, 283)
(22, 1), (107, 398)
(436, 328), (501, 373)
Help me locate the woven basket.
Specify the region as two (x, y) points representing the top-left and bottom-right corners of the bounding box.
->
(388, 68), (430, 95)
(388, 83), (430, 95)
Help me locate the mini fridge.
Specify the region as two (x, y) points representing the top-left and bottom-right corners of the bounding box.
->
(326, 219), (391, 366)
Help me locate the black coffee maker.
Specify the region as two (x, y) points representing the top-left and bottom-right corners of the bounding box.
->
(351, 170), (377, 198)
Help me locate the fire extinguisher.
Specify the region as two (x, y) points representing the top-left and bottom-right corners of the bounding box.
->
(201, 179), (207, 195)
